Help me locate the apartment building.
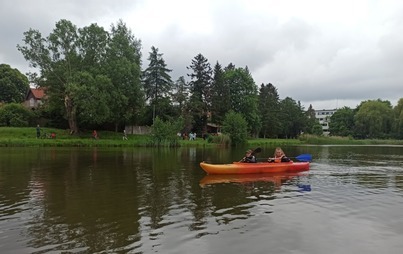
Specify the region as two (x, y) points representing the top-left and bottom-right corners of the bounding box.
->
(314, 109), (338, 134)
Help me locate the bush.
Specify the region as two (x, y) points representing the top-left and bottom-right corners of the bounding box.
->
(222, 111), (248, 146)
(150, 116), (183, 146)
(207, 133), (231, 146)
(0, 103), (35, 127)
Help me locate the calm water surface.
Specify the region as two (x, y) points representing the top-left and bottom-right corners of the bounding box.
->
(0, 145), (403, 254)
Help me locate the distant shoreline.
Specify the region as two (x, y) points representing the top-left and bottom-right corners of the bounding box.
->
(1, 127), (402, 147)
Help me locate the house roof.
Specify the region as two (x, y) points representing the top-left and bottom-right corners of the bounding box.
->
(28, 88), (45, 99)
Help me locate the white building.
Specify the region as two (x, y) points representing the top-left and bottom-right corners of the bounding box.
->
(314, 109), (338, 134)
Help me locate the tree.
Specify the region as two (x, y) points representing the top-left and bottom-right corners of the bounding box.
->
(210, 62), (230, 125)
(18, 19), (95, 133)
(143, 46), (173, 122)
(105, 20), (143, 130)
(0, 103), (35, 127)
(187, 53), (212, 133)
(393, 98), (403, 139)
(278, 97), (306, 138)
(18, 19), (143, 133)
(171, 76), (192, 130)
(222, 110), (248, 146)
(329, 106), (355, 136)
(354, 100), (393, 138)
(258, 83), (281, 138)
(224, 66), (261, 136)
(0, 64), (29, 103)
(303, 104), (321, 135)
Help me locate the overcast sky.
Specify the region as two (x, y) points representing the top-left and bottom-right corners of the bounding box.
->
(1, 0), (402, 110)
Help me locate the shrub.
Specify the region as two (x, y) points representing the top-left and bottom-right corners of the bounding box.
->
(222, 111), (248, 146)
(150, 117), (183, 146)
(0, 103), (35, 127)
(207, 133), (231, 146)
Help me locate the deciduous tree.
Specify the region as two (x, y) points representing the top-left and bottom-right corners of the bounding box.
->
(354, 100), (393, 138)
(0, 64), (29, 103)
(329, 106), (355, 136)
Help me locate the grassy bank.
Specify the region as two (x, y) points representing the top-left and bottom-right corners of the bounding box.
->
(0, 127), (402, 147)
(298, 134), (403, 145)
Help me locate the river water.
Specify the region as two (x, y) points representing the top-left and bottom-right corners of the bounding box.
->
(0, 145), (402, 254)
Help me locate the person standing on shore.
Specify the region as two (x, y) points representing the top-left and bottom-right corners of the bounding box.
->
(36, 124), (41, 139)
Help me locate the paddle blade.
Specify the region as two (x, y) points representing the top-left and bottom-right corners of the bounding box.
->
(295, 154), (312, 162)
(253, 147), (262, 154)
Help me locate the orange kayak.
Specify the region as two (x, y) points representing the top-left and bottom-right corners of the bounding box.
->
(200, 161), (310, 175)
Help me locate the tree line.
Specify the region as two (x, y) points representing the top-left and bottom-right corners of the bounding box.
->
(1, 19), (402, 142)
(329, 99), (403, 139)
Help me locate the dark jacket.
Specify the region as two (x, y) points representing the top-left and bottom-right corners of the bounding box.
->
(242, 155), (257, 163)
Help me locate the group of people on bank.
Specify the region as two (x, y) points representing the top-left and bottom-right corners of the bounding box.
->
(241, 147), (291, 163)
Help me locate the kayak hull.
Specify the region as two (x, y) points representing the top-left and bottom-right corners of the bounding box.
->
(200, 161), (309, 175)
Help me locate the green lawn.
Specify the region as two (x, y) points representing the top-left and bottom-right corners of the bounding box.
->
(0, 127), (401, 147)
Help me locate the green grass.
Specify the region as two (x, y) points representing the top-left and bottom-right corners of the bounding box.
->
(0, 127), (402, 147)
(299, 134), (403, 145)
(0, 127), (152, 147)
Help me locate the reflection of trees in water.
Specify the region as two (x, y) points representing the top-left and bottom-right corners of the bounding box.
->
(395, 175), (403, 191)
(23, 149), (142, 253)
(135, 147), (210, 235)
(2, 146), (402, 252)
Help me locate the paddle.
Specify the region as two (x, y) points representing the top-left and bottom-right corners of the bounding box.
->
(251, 147), (262, 156)
(256, 153), (312, 162)
(294, 154), (312, 162)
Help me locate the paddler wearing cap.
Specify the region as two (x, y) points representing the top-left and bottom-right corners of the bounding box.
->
(240, 149), (257, 163)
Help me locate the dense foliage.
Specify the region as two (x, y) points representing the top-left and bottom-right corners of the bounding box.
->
(0, 64), (29, 103)
(0, 103), (35, 127)
(329, 99), (402, 139)
(222, 111), (248, 146)
(17, 19), (142, 133)
(0, 18), (399, 142)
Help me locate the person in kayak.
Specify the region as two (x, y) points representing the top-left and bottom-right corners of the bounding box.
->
(268, 147), (291, 163)
(240, 149), (257, 163)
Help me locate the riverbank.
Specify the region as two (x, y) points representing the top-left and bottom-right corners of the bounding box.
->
(0, 127), (402, 147)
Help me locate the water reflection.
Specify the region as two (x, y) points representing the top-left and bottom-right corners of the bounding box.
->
(199, 172), (307, 188)
(0, 145), (403, 253)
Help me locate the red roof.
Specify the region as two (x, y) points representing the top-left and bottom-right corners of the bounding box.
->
(30, 88), (45, 99)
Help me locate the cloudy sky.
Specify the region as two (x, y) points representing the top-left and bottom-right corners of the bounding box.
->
(1, 0), (402, 109)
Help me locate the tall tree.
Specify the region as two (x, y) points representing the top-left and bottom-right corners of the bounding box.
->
(224, 66), (261, 136)
(105, 20), (143, 130)
(278, 97), (306, 138)
(143, 46), (173, 122)
(210, 62), (229, 125)
(187, 53), (212, 133)
(171, 75), (191, 127)
(393, 98), (403, 139)
(172, 76), (188, 111)
(18, 19), (143, 133)
(0, 64), (29, 103)
(18, 19), (82, 133)
(258, 83), (281, 138)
